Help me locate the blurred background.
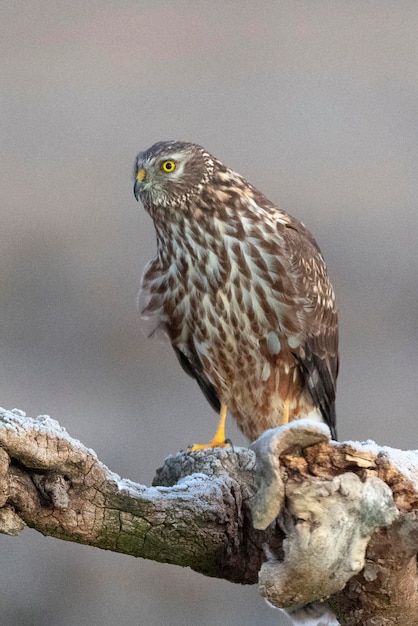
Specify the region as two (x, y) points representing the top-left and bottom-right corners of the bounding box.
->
(1, 2), (418, 624)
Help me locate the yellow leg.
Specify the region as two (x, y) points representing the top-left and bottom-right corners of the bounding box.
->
(282, 399), (290, 425)
(190, 404), (231, 451)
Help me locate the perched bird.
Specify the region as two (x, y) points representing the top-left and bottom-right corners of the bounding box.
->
(134, 141), (338, 448)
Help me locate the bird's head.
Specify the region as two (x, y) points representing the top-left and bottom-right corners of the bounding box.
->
(133, 141), (214, 213)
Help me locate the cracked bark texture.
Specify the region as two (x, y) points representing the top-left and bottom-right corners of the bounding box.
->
(1, 408), (418, 626)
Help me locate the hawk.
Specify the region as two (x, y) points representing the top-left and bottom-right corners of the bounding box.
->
(134, 141), (338, 448)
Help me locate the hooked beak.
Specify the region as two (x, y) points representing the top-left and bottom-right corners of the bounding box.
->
(133, 168), (146, 201)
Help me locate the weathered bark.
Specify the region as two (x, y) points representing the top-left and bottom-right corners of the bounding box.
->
(1, 407), (418, 625)
(0, 408), (279, 584)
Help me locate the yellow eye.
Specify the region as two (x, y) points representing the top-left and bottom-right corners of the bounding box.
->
(161, 160), (176, 173)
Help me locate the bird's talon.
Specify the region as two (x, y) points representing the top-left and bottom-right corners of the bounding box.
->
(189, 439), (231, 452)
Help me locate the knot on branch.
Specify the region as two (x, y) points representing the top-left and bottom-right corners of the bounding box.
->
(153, 445), (257, 487)
(248, 422), (399, 609)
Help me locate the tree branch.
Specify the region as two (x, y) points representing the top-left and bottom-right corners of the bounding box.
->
(0, 407), (278, 584)
(1, 407), (418, 625)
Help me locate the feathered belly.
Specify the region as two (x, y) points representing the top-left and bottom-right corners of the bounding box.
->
(141, 255), (323, 442)
(181, 285), (310, 441)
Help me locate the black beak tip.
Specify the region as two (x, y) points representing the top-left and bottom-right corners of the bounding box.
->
(133, 181), (140, 201)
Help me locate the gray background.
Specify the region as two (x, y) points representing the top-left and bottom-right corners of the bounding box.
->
(2, 2), (418, 625)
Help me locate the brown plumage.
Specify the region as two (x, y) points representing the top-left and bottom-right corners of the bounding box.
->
(134, 141), (338, 442)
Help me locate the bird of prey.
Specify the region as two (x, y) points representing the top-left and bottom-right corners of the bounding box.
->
(134, 141), (338, 448)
